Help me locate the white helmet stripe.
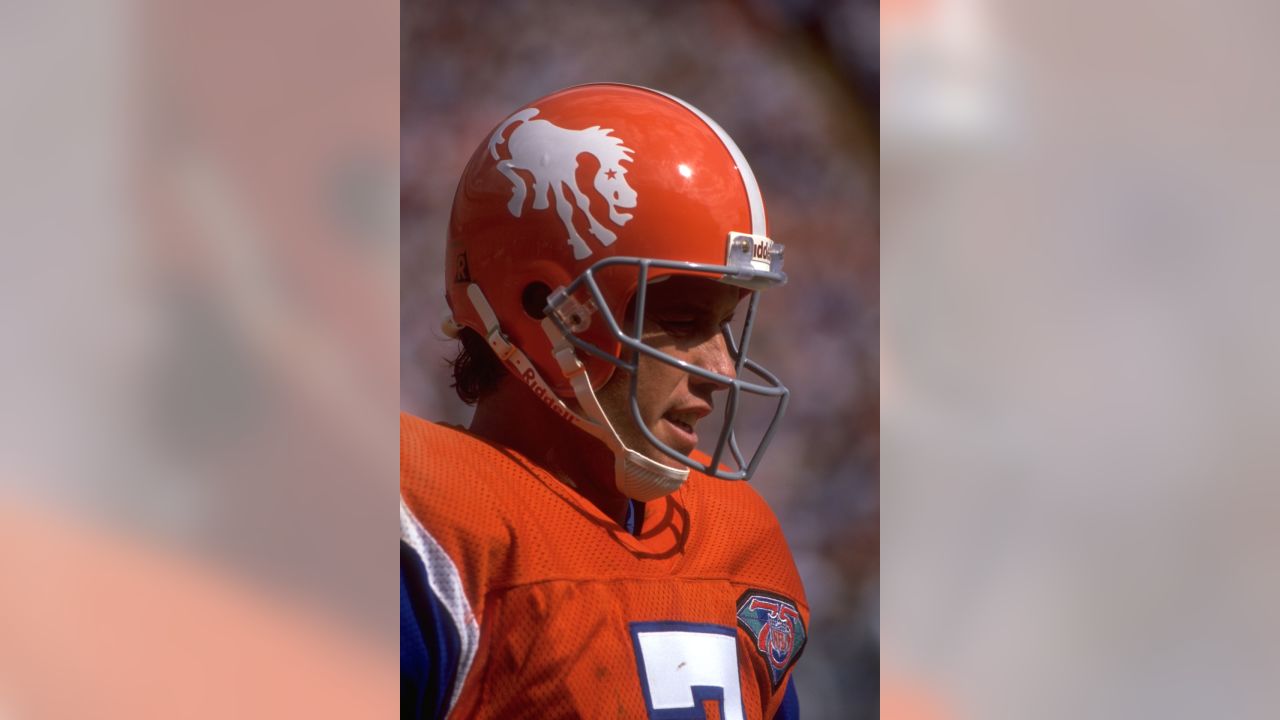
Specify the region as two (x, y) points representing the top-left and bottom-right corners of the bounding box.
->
(651, 89), (767, 237)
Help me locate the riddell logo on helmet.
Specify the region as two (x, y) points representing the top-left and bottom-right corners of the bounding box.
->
(488, 108), (638, 261)
(454, 252), (471, 283)
(522, 367), (575, 423)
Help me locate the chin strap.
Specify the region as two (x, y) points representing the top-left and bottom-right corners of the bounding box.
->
(541, 316), (689, 502)
(464, 283), (688, 502)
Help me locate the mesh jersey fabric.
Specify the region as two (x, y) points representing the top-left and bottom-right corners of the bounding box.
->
(400, 412), (809, 720)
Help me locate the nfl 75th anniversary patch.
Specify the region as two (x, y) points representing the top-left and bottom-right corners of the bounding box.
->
(735, 589), (807, 689)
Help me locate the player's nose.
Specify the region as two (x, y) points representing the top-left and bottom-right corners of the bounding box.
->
(689, 330), (737, 391)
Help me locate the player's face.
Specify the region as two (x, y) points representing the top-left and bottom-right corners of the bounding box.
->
(596, 275), (742, 463)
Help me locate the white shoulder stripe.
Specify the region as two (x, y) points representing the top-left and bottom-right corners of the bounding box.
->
(652, 89), (767, 237)
(400, 497), (481, 716)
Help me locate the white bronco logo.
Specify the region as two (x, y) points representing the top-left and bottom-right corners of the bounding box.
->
(488, 108), (637, 260)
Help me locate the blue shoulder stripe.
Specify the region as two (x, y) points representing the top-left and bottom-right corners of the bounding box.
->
(401, 540), (462, 719)
(775, 675), (800, 720)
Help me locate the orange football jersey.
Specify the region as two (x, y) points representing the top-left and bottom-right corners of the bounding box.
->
(400, 412), (808, 719)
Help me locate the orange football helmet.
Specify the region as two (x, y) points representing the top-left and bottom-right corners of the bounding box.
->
(444, 83), (787, 499)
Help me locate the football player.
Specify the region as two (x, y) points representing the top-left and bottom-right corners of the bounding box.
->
(402, 83), (808, 719)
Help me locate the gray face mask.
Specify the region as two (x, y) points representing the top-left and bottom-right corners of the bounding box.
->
(544, 246), (789, 485)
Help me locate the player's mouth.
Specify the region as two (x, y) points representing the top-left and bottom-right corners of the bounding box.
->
(661, 408), (706, 453)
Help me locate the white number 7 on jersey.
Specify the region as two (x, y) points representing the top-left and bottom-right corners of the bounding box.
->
(630, 622), (746, 720)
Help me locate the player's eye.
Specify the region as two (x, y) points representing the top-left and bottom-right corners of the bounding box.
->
(654, 316), (699, 336)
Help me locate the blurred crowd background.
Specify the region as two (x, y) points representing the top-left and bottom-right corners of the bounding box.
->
(1, 0), (399, 715)
(401, 1), (881, 717)
(883, 0), (1280, 718)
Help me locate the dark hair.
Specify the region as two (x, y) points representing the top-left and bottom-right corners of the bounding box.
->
(448, 327), (507, 404)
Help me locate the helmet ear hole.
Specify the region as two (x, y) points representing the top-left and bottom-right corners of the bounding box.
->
(521, 282), (552, 319)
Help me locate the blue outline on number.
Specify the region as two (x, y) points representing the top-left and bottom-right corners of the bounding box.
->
(629, 621), (740, 720)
